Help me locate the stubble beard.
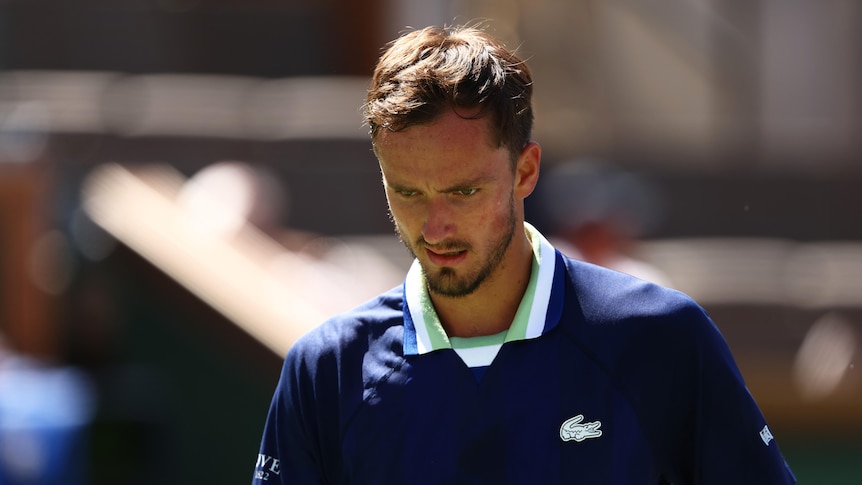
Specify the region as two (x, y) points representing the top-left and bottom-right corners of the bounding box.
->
(392, 200), (518, 298)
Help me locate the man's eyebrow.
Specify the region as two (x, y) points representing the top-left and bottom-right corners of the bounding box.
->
(384, 174), (493, 193)
(439, 175), (492, 193)
(384, 179), (414, 191)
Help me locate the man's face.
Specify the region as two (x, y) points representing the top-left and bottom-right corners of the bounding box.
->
(375, 110), (525, 298)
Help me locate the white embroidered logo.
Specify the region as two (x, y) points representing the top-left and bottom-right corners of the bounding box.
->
(759, 425), (774, 446)
(560, 414), (603, 442)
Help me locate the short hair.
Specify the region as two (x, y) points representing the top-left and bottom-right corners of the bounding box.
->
(363, 25), (534, 161)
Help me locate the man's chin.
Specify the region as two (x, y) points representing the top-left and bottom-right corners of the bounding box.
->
(425, 268), (480, 298)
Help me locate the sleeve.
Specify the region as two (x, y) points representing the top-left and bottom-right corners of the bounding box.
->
(685, 311), (797, 485)
(251, 343), (333, 485)
(568, 262), (797, 484)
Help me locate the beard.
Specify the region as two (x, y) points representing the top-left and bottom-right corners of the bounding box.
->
(392, 199), (518, 298)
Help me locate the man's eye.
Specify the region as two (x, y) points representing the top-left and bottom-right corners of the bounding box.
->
(396, 188), (418, 197)
(456, 188), (478, 196)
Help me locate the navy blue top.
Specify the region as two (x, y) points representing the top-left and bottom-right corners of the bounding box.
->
(253, 250), (796, 484)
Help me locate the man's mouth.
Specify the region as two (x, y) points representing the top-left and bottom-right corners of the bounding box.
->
(425, 247), (468, 266)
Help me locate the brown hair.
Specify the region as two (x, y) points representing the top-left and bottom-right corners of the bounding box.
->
(363, 25), (534, 161)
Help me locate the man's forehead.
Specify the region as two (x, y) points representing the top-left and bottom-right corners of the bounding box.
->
(374, 111), (495, 148)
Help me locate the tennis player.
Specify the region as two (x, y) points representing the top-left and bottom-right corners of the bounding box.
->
(252, 24), (796, 484)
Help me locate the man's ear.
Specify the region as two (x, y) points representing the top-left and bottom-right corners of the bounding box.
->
(514, 141), (541, 200)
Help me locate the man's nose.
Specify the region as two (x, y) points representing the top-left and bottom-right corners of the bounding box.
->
(421, 197), (455, 244)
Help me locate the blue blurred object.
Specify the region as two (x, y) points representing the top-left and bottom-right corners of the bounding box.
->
(0, 351), (95, 485)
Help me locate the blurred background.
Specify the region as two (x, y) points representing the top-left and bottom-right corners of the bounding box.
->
(0, 0), (859, 483)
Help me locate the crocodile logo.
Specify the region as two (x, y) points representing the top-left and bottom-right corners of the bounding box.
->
(560, 414), (603, 442)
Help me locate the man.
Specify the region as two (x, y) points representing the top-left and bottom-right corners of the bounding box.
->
(252, 24), (796, 484)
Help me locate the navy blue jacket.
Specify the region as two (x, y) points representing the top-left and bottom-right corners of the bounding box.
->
(253, 252), (796, 484)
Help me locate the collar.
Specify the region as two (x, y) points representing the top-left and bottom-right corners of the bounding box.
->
(403, 222), (563, 357)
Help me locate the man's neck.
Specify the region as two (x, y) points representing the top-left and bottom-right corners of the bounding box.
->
(431, 233), (534, 338)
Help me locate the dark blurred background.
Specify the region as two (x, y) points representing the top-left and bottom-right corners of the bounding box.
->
(0, 0), (859, 483)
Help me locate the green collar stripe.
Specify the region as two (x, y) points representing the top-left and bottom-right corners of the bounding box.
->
(449, 330), (507, 349)
(504, 231), (543, 342)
